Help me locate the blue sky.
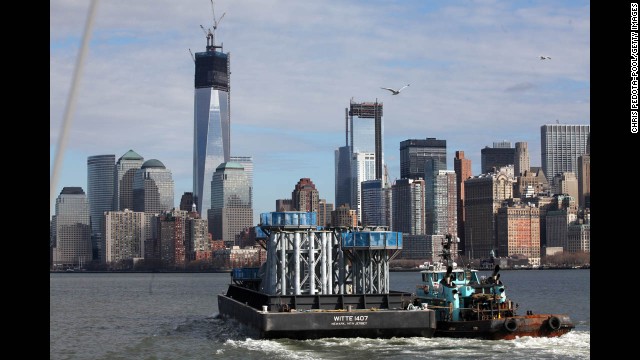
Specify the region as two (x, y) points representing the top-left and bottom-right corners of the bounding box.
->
(50, 0), (590, 220)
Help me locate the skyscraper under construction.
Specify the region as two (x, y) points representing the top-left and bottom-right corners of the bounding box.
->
(193, 12), (230, 217)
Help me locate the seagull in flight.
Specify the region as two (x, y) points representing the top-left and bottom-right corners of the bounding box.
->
(540, 55), (551, 60)
(381, 84), (410, 95)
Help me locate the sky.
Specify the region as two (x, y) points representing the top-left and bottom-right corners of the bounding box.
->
(50, 0), (590, 220)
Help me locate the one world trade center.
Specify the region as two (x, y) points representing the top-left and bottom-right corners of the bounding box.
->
(193, 26), (230, 217)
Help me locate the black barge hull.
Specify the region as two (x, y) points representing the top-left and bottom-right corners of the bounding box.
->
(218, 285), (436, 339)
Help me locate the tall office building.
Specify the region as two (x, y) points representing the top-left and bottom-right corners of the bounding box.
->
(361, 179), (387, 227)
(133, 159), (175, 214)
(351, 152), (376, 222)
(400, 138), (447, 180)
(454, 151), (472, 253)
(114, 150), (144, 211)
(334, 100), (384, 212)
(392, 178), (425, 235)
(424, 156), (447, 235)
(52, 187), (92, 269)
(514, 142), (530, 177)
(555, 172), (579, 203)
(209, 162), (253, 245)
(292, 177), (320, 213)
(577, 133), (590, 209)
(87, 154), (115, 261)
(480, 142), (515, 174)
(540, 124), (590, 185)
(230, 156), (253, 205)
(193, 23), (231, 217)
(464, 172), (514, 259)
(427, 170), (457, 238)
(334, 145), (353, 208)
(348, 100), (384, 180)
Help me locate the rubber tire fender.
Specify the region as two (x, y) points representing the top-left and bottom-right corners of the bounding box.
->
(504, 318), (518, 332)
(548, 316), (562, 330)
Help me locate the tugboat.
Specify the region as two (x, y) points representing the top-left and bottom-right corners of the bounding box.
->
(217, 211), (436, 339)
(413, 234), (574, 340)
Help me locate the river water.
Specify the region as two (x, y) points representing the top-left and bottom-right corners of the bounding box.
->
(50, 269), (590, 359)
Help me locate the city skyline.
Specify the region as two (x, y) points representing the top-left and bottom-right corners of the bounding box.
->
(50, 0), (590, 220)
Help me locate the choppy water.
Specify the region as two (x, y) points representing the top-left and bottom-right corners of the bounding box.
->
(50, 270), (590, 359)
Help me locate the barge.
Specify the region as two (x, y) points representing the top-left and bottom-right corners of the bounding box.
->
(217, 211), (436, 339)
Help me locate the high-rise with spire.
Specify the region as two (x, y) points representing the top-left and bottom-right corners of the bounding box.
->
(193, 5), (231, 217)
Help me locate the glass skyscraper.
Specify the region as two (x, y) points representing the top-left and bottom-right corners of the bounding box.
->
(114, 149), (144, 211)
(334, 100), (384, 215)
(193, 29), (231, 217)
(52, 187), (92, 269)
(208, 162), (252, 245)
(400, 138), (447, 180)
(348, 100), (383, 180)
(133, 159), (175, 214)
(87, 154), (115, 261)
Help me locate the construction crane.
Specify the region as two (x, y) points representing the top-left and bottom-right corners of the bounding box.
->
(200, 1), (226, 51)
(188, 48), (195, 63)
(210, 0), (225, 48)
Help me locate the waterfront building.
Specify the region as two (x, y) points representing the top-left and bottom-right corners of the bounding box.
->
(103, 209), (145, 266)
(193, 23), (231, 217)
(399, 234), (430, 260)
(530, 195), (554, 248)
(52, 187), (92, 269)
(424, 151), (455, 235)
(496, 204), (541, 265)
(454, 151), (472, 254)
(153, 210), (189, 268)
(464, 172), (514, 259)
(480, 142), (515, 174)
(426, 170), (457, 238)
(567, 221), (590, 253)
(400, 138), (446, 181)
(87, 154), (115, 261)
(545, 209), (577, 250)
(209, 162), (253, 246)
(540, 124), (590, 185)
(391, 178), (425, 235)
(113, 149), (144, 211)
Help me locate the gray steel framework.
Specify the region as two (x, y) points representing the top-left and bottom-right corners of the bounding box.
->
(259, 225), (401, 296)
